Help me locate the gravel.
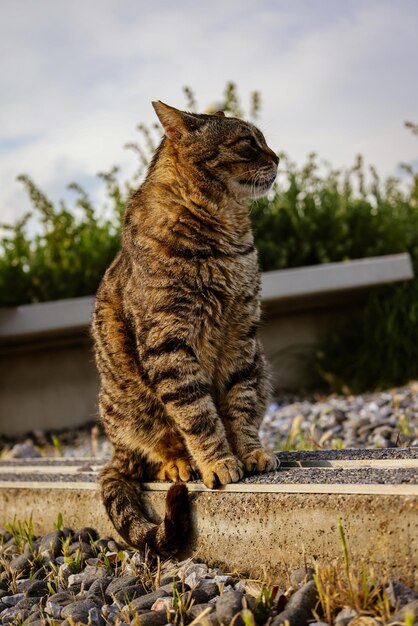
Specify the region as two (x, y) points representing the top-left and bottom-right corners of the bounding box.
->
(1, 526), (417, 626)
(1, 383), (417, 460)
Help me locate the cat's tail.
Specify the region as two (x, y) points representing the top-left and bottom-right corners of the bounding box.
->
(100, 461), (190, 557)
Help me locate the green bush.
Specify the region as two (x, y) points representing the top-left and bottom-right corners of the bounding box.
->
(1, 84), (417, 391)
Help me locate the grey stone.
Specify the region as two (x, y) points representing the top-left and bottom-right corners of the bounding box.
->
(73, 527), (98, 543)
(2, 592), (24, 606)
(159, 581), (187, 594)
(25, 580), (49, 598)
(286, 579), (318, 613)
(197, 581), (220, 600)
(61, 598), (99, 621)
(39, 530), (65, 557)
(106, 575), (140, 596)
(45, 599), (64, 619)
(68, 540), (94, 558)
(129, 588), (170, 612)
(16, 597), (44, 610)
(9, 440), (41, 459)
(187, 602), (214, 621)
(88, 576), (114, 598)
(10, 553), (33, 574)
(271, 607), (309, 626)
(216, 590), (245, 626)
(1, 606), (30, 623)
(48, 591), (74, 606)
(387, 579), (418, 608)
(334, 607), (357, 626)
(289, 567), (315, 588)
(83, 564), (111, 586)
(113, 585), (147, 604)
(388, 599), (418, 624)
(130, 609), (171, 626)
(159, 574), (181, 587)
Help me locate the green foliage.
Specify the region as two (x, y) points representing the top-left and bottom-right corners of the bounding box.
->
(1, 84), (418, 391)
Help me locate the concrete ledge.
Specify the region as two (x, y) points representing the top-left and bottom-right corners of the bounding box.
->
(0, 254), (413, 344)
(0, 450), (417, 587)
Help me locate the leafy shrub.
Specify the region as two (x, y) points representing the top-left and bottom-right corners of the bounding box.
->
(1, 84), (417, 391)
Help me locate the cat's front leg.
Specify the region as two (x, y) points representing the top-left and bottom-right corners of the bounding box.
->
(141, 333), (243, 488)
(219, 343), (279, 475)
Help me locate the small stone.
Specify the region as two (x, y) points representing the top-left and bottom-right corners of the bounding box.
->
(129, 588), (169, 612)
(39, 530), (65, 557)
(286, 579), (318, 613)
(8, 440), (40, 458)
(216, 590), (246, 626)
(387, 579), (418, 608)
(159, 581), (186, 594)
(67, 541), (94, 558)
(389, 599), (418, 624)
(106, 575), (140, 596)
(187, 603), (214, 620)
(25, 580), (49, 598)
(113, 585), (147, 604)
(271, 607), (309, 626)
(88, 605), (102, 626)
(2, 593), (24, 606)
(45, 600), (64, 619)
(68, 573), (86, 587)
(335, 607), (357, 626)
(88, 576), (114, 598)
(196, 580), (220, 601)
(16, 597), (44, 610)
(83, 564), (111, 586)
(1, 606), (30, 623)
(101, 604), (120, 624)
(159, 574), (181, 587)
(151, 597), (173, 611)
(61, 598), (98, 622)
(131, 609), (171, 626)
(10, 553), (33, 574)
(48, 591), (74, 606)
(73, 527), (98, 543)
(58, 562), (73, 582)
(290, 567), (315, 588)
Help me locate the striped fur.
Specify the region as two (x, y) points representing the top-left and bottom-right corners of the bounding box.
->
(92, 101), (280, 555)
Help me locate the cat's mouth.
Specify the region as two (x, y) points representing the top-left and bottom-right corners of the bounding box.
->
(238, 172), (277, 194)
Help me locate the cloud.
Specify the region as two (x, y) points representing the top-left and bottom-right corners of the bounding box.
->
(0, 0), (417, 225)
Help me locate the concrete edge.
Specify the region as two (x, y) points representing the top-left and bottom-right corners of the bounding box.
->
(1, 480), (418, 496)
(0, 254), (413, 341)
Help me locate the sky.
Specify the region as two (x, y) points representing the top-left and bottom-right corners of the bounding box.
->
(1, 0), (417, 226)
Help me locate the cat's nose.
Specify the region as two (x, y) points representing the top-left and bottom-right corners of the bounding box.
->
(270, 151), (279, 165)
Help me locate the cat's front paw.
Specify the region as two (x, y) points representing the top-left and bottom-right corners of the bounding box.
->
(200, 456), (244, 489)
(242, 449), (279, 474)
(156, 458), (197, 482)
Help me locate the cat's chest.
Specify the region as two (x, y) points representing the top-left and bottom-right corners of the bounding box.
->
(197, 252), (258, 300)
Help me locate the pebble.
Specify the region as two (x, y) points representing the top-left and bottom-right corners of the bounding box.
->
(61, 598), (98, 621)
(335, 607), (358, 625)
(216, 590), (245, 626)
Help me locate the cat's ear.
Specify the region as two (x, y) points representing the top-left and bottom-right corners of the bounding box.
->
(152, 101), (204, 142)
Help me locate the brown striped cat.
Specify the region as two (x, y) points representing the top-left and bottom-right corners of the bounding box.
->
(92, 101), (280, 556)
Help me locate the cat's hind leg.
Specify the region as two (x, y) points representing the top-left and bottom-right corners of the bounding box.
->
(152, 433), (198, 482)
(100, 447), (190, 556)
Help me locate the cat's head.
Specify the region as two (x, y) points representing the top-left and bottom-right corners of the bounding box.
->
(152, 101), (279, 200)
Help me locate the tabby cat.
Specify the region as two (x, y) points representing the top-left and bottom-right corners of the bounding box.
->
(92, 101), (280, 556)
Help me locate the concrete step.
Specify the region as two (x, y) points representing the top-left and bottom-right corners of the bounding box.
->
(1, 449), (417, 587)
